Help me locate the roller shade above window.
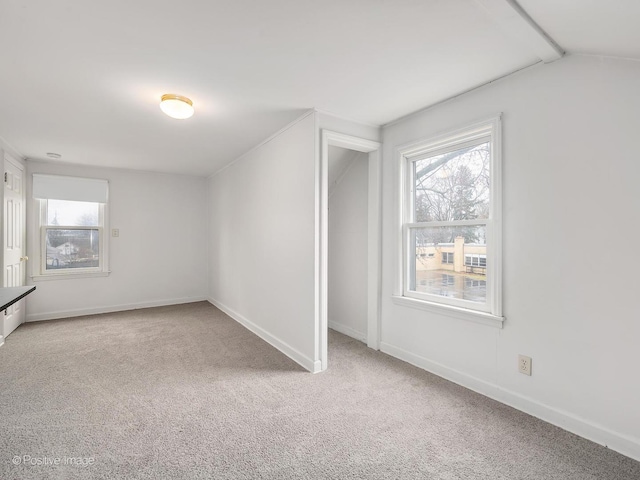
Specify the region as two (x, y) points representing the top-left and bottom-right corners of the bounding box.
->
(32, 174), (108, 203)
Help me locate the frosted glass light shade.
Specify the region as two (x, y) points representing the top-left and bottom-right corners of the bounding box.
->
(160, 94), (194, 119)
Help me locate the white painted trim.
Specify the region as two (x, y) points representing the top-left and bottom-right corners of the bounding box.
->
(366, 148), (382, 351)
(313, 112), (320, 371)
(313, 113), (322, 368)
(473, 0), (563, 63)
(319, 130), (382, 372)
(33, 197), (110, 278)
(396, 115), (503, 321)
(31, 271), (111, 281)
(491, 115), (503, 317)
(380, 342), (640, 463)
(328, 320), (366, 343)
(323, 131), (382, 152)
(4, 154), (27, 291)
(25, 296), (207, 322)
(391, 295), (504, 328)
(208, 297), (320, 373)
(208, 109), (316, 179)
(3, 152), (28, 334)
(0, 334), (4, 347)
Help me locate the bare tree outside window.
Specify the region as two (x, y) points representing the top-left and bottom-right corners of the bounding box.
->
(408, 141), (491, 304)
(414, 142), (490, 244)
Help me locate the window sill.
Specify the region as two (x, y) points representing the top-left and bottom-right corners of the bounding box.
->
(391, 295), (504, 329)
(31, 271), (111, 282)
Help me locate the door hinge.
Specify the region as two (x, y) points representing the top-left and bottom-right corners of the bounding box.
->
(4, 172), (6, 183)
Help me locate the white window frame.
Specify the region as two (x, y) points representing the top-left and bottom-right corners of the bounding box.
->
(393, 115), (504, 328)
(33, 200), (110, 280)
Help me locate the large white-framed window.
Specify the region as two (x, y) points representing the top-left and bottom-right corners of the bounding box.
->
(32, 174), (109, 279)
(394, 116), (503, 326)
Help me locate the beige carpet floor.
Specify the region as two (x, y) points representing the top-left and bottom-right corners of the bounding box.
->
(1, 301), (638, 479)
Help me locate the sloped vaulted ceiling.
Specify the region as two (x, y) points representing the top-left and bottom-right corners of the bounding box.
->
(0, 1), (635, 175)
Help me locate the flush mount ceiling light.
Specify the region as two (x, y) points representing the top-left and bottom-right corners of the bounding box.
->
(159, 94), (194, 119)
(46, 152), (62, 159)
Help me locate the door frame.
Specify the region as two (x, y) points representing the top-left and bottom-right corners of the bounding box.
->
(2, 152), (27, 341)
(318, 130), (382, 371)
(5, 153), (26, 287)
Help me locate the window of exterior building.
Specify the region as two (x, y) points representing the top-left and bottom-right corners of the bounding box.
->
(465, 254), (487, 267)
(397, 117), (502, 319)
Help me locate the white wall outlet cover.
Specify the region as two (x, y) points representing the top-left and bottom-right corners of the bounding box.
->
(518, 355), (532, 376)
(112, 229), (119, 237)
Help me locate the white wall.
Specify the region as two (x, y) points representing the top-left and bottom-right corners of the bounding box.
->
(380, 54), (640, 460)
(26, 161), (208, 320)
(207, 112), (318, 371)
(328, 152), (368, 342)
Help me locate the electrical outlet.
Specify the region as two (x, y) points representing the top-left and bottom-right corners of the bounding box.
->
(518, 355), (532, 376)
(112, 228), (120, 237)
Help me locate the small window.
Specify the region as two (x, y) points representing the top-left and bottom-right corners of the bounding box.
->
(43, 200), (102, 272)
(399, 117), (502, 317)
(442, 252), (454, 264)
(33, 174), (109, 278)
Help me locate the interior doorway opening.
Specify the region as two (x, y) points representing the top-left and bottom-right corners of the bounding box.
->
(327, 147), (369, 343)
(319, 131), (381, 372)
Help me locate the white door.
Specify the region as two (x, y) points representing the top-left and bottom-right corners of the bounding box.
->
(2, 155), (26, 338)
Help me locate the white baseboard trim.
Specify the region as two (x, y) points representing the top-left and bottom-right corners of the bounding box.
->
(328, 320), (366, 343)
(380, 342), (640, 463)
(207, 297), (319, 373)
(0, 334), (4, 347)
(25, 296), (208, 322)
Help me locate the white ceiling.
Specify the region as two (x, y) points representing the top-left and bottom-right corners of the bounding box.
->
(0, 1), (636, 176)
(519, 0), (640, 60)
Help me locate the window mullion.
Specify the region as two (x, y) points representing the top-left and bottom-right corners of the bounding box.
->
(407, 219), (488, 229)
(407, 134), (491, 164)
